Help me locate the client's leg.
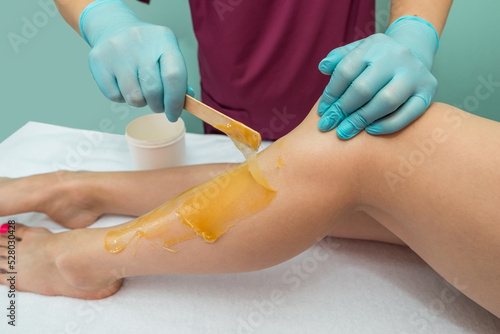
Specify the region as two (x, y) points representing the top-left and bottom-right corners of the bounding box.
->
(1, 101), (498, 317)
(0, 163), (235, 229)
(0, 143), (401, 245)
(356, 102), (500, 317)
(328, 212), (405, 245)
(0, 172), (103, 229)
(0, 101), (365, 299)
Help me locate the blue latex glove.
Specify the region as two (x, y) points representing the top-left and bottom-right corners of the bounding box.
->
(80, 0), (194, 121)
(317, 16), (439, 139)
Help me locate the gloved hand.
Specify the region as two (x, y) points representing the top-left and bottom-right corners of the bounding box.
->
(317, 16), (439, 139)
(80, 0), (194, 121)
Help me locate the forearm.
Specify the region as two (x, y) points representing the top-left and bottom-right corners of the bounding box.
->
(389, 0), (453, 35)
(54, 0), (95, 35)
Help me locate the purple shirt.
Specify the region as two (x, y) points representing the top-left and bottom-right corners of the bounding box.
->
(140, 0), (375, 140)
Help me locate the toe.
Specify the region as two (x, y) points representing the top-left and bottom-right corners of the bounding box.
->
(0, 222), (44, 241)
(0, 223), (9, 234)
(9, 223), (26, 240)
(0, 260), (8, 276)
(0, 222), (18, 240)
(0, 247), (7, 258)
(0, 236), (7, 248)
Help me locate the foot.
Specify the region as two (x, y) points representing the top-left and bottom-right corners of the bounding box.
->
(0, 223), (122, 299)
(0, 171), (103, 229)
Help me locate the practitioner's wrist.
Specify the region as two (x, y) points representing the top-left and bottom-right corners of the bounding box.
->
(80, 0), (140, 46)
(385, 15), (439, 70)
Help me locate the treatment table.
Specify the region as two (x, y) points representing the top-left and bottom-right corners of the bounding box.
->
(0, 122), (499, 333)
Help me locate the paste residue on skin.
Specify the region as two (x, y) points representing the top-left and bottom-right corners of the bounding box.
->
(105, 123), (277, 254)
(277, 156), (285, 168)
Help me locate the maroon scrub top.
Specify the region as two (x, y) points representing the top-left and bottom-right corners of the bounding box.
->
(140, 0), (375, 140)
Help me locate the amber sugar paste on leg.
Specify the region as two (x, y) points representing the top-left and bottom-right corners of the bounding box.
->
(105, 122), (278, 254)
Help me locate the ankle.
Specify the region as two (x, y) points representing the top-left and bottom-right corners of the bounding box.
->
(54, 228), (123, 293)
(46, 170), (103, 215)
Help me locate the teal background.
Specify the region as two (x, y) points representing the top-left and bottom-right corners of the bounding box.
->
(1, 0), (499, 143)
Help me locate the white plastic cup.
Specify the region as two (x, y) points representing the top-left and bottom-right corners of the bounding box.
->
(125, 114), (186, 170)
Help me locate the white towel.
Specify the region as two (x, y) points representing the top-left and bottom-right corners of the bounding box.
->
(0, 122), (498, 333)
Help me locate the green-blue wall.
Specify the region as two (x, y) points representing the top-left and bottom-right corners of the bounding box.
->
(1, 0), (499, 142)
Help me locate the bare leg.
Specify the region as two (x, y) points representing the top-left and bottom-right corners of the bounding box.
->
(0, 105), (363, 297)
(0, 164), (234, 229)
(328, 212), (405, 245)
(357, 103), (500, 316)
(1, 102), (498, 317)
(0, 150), (401, 245)
(0, 172), (102, 229)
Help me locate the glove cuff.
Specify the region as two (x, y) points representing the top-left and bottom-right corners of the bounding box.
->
(79, 0), (137, 46)
(385, 15), (439, 70)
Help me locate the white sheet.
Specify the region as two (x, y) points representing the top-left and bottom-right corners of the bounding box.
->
(0, 122), (498, 334)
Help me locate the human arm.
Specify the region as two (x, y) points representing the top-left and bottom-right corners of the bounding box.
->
(54, 0), (193, 119)
(317, 0), (453, 139)
(54, 0), (95, 34)
(389, 0), (453, 35)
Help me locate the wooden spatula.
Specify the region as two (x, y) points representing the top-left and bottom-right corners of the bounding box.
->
(183, 95), (261, 150)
